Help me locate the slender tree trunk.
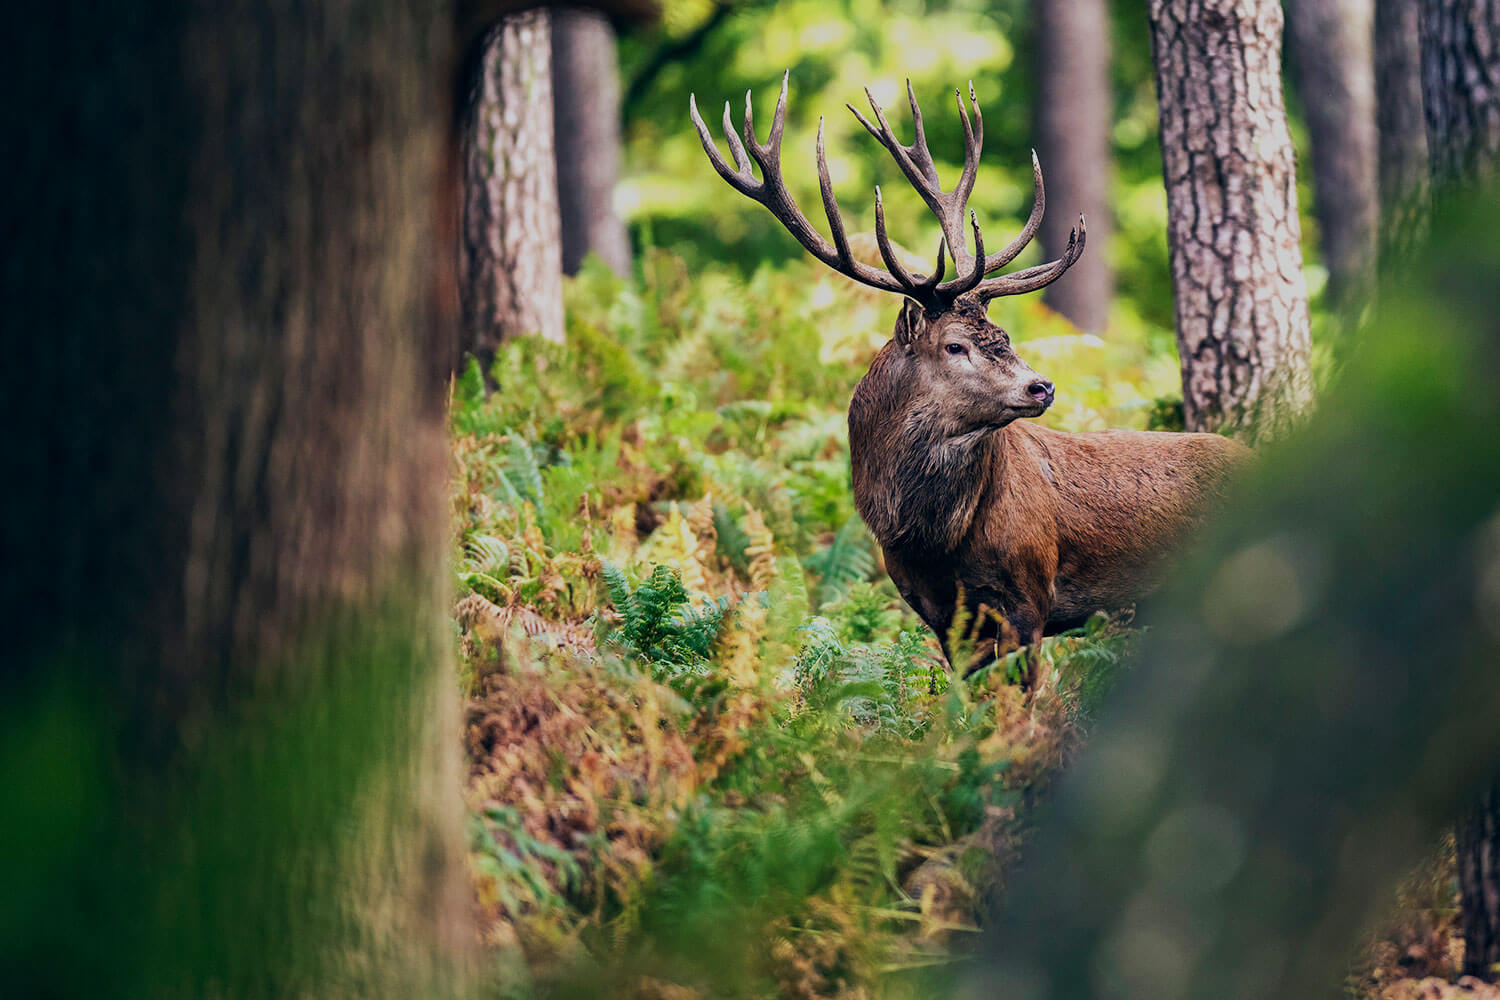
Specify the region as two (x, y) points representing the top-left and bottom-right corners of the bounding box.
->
(1376, 0), (1431, 266)
(1422, 0), (1500, 981)
(1148, 0), (1314, 442)
(552, 8), (632, 276)
(4, 3), (471, 996)
(461, 10), (566, 365)
(1033, 0), (1114, 333)
(1285, 0), (1379, 312)
(1422, 0), (1500, 186)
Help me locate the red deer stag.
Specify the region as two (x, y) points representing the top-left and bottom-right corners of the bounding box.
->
(690, 73), (1247, 675)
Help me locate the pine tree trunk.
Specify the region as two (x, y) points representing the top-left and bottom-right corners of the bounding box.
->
(552, 8), (632, 277)
(461, 10), (566, 365)
(1422, 0), (1500, 186)
(1148, 0), (1315, 442)
(1285, 0), (1379, 311)
(1376, 0), (1431, 266)
(1033, 0), (1114, 333)
(5, 3), (470, 996)
(1422, 1), (1500, 981)
(1459, 780), (1500, 980)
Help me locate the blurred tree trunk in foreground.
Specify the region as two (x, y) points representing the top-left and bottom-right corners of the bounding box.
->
(1285, 0), (1378, 313)
(966, 192), (1500, 998)
(1376, 0), (1430, 267)
(3, 3), (471, 997)
(462, 10), (566, 366)
(1421, 0), (1500, 979)
(553, 8), (632, 276)
(1147, 0), (1314, 442)
(1033, 0), (1114, 333)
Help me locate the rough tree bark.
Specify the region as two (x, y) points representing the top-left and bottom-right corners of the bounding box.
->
(4, 2), (470, 996)
(552, 8), (632, 276)
(1422, 0), (1500, 980)
(462, 10), (566, 365)
(1422, 0), (1500, 186)
(1376, 0), (1430, 266)
(1285, 0), (1379, 311)
(1033, 0), (1114, 333)
(1148, 0), (1314, 442)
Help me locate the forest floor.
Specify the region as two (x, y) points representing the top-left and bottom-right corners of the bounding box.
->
(449, 253), (1484, 999)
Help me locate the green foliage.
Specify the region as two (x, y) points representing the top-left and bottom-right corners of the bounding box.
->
(803, 517), (878, 608)
(600, 562), (733, 686)
(452, 241), (1161, 997)
(618, 0), (1188, 338)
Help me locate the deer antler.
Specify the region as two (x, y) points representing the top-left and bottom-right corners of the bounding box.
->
(689, 72), (1086, 312)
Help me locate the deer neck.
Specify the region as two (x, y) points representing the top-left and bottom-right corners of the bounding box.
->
(850, 363), (1003, 554)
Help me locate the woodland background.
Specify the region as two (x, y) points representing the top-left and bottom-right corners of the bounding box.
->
(5, 2), (1500, 1000)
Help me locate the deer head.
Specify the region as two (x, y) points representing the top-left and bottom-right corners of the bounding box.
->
(690, 72), (1085, 435)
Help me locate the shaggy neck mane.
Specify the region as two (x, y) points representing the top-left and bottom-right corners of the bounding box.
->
(849, 350), (1003, 554)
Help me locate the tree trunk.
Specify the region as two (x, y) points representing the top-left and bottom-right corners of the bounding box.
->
(1422, 1), (1500, 981)
(1459, 780), (1500, 980)
(552, 8), (632, 276)
(1033, 0), (1114, 333)
(5, 3), (469, 996)
(1422, 0), (1500, 186)
(1148, 0), (1315, 442)
(1376, 0), (1431, 267)
(461, 10), (566, 366)
(1285, 0), (1379, 312)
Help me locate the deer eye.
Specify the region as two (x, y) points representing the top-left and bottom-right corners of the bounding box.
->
(944, 343), (968, 356)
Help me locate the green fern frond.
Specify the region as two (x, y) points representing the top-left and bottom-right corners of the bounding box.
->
(464, 533), (510, 575)
(804, 518), (876, 607)
(502, 435), (546, 505)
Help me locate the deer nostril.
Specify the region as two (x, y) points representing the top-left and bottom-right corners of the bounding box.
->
(1027, 379), (1054, 402)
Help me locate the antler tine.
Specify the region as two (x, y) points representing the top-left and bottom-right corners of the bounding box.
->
(769, 69), (788, 152)
(873, 186), (924, 297)
(849, 89), (947, 223)
(976, 214), (1087, 301)
(689, 93), (757, 194)
(815, 117), (856, 268)
(905, 80), (941, 188)
(984, 149), (1047, 271)
(722, 101), (752, 174)
(952, 83), (982, 209)
(691, 73), (933, 305)
(846, 81), (990, 291)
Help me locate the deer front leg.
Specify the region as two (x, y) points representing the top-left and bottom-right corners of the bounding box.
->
(963, 592), (1044, 684)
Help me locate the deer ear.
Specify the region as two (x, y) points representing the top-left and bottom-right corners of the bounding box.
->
(894, 299), (926, 351)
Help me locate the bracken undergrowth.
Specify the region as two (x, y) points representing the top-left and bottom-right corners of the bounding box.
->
(452, 250), (1163, 998)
